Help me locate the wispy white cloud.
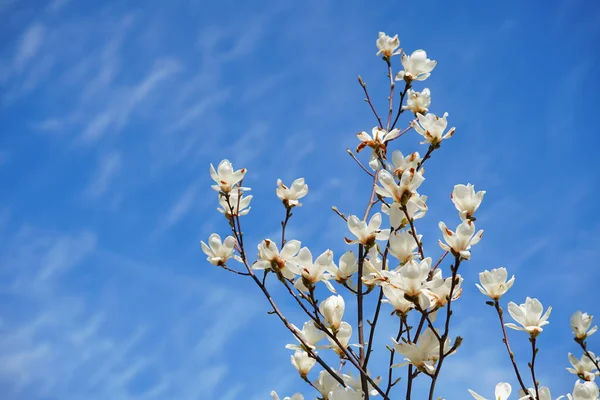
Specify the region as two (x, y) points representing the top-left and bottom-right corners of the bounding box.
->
(84, 151), (123, 199)
(13, 23), (46, 71)
(154, 183), (198, 235)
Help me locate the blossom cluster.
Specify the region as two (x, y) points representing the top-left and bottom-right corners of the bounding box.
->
(199, 31), (599, 400)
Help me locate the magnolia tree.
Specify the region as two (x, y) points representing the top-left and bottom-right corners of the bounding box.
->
(200, 32), (599, 400)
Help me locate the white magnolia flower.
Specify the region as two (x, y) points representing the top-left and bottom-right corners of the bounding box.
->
(291, 349), (316, 378)
(558, 380), (600, 400)
(343, 371), (381, 397)
(253, 239), (301, 280)
(356, 127), (401, 169)
(376, 31), (401, 57)
(327, 321), (352, 357)
(276, 178), (309, 208)
(271, 391), (304, 400)
(286, 320), (326, 351)
(382, 283), (414, 314)
(390, 150), (421, 176)
(476, 267), (515, 300)
(320, 295), (345, 330)
(376, 168), (425, 206)
(200, 233), (240, 266)
(210, 159), (247, 193)
(426, 269), (463, 309)
(392, 257), (432, 298)
(403, 88), (431, 115)
(505, 297), (552, 337)
(395, 50), (436, 82)
(328, 386), (365, 400)
(414, 112), (455, 146)
(389, 230), (421, 264)
(382, 194), (428, 228)
(438, 220), (483, 260)
(519, 386), (552, 400)
(572, 312), (598, 340)
(469, 382), (512, 400)
(295, 248), (336, 292)
(567, 352), (599, 381)
(327, 251), (358, 284)
(452, 184), (486, 221)
(362, 246), (389, 288)
(392, 327), (449, 374)
(344, 213), (390, 247)
(217, 190), (253, 217)
(314, 370), (341, 399)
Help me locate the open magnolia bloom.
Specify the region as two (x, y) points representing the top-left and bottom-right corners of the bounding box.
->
(326, 251), (358, 284)
(392, 327), (450, 374)
(395, 49), (436, 82)
(286, 321), (326, 351)
(557, 380), (600, 400)
(505, 297), (552, 337)
(343, 371), (382, 397)
(252, 239), (301, 280)
(476, 267), (515, 300)
(382, 282), (414, 315)
(451, 183), (485, 221)
(519, 387), (552, 400)
(426, 268), (463, 309)
(328, 386), (365, 400)
(344, 213), (390, 247)
(276, 178), (308, 208)
(271, 391), (304, 400)
(217, 190), (252, 218)
(294, 247), (337, 293)
(209, 159), (248, 193)
(376, 168), (425, 205)
(356, 127), (402, 169)
(572, 311), (598, 340)
(319, 295), (345, 330)
(468, 382), (512, 400)
(291, 349), (315, 378)
(382, 194), (428, 229)
(567, 352), (600, 381)
(362, 246), (389, 288)
(403, 88), (431, 115)
(326, 321), (353, 357)
(314, 370), (341, 399)
(389, 230), (421, 264)
(438, 219), (483, 260)
(200, 233), (241, 266)
(376, 31), (401, 57)
(390, 150), (421, 176)
(414, 112), (455, 146)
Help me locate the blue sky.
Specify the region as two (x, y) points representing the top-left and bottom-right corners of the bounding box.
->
(1, 0), (599, 399)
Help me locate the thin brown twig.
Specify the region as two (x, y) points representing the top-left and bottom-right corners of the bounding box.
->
(529, 337), (540, 400)
(385, 58), (395, 131)
(348, 149), (375, 177)
(493, 300), (532, 398)
(391, 82), (411, 130)
(428, 256), (461, 400)
(358, 75), (384, 129)
(385, 317), (406, 397)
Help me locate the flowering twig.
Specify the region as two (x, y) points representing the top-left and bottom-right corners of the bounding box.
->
(385, 58), (396, 131)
